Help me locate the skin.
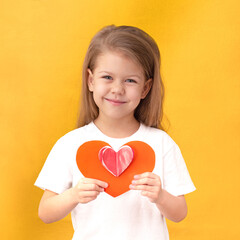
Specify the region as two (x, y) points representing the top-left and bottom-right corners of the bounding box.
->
(38, 50), (187, 224)
(129, 172), (187, 222)
(87, 50), (152, 138)
(39, 178), (108, 224)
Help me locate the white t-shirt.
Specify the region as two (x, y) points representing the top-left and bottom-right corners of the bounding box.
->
(35, 122), (196, 240)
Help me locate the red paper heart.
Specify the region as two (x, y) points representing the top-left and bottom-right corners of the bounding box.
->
(76, 141), (155, 197)
(99, 145), (134, 177)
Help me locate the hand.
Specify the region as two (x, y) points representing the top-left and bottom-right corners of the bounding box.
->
(73, 178), (108, 204)
(129, 172), (163, 204)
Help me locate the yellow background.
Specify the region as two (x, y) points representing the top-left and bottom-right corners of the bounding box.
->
(1, 0), (240, 239)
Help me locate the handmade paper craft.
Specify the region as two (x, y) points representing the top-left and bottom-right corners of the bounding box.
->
(98, 145), (134, 177)
(76, 141), (155, 197)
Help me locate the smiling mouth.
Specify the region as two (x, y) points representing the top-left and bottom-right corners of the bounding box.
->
(105, 98), (126, 105)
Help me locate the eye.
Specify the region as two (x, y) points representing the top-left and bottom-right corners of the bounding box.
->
(125, 79), (137, 83)
(102, 75), (113, 80)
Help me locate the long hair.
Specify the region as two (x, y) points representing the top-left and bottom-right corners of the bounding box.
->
(77, 25), (165, 130)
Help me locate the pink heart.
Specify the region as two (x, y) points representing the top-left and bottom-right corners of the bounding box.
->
(98, 145), (134, 177)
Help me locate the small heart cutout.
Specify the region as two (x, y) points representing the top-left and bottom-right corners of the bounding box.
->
(76, 141), (155, 197)
(99, 145), (134, 177)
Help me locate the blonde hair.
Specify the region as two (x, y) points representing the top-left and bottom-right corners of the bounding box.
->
(77, 25), (165, 130)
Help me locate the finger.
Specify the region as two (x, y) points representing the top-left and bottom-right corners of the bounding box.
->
(83, 178), (108, 188)
(80, 190), (101, 198)
(131, 177), (158, 186)
(80, 196), (98, 204)
(79, 183), (105, 192)
(134, 172), (158, 180)
(76, 180), (105, 192)
(129, 184), (156, 192)
(141, 191), (156, 202)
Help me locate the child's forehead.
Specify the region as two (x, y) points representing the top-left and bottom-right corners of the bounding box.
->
(94, 50), (144, 74)
(97, 49), (133, 61)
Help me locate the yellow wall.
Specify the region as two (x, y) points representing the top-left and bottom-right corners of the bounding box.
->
(1, 0), (239, 239)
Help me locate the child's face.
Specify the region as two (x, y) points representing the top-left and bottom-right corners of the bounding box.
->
(88, 51), (152, 122)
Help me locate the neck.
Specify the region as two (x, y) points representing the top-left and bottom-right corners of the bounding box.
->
(94, 116), (140, 138)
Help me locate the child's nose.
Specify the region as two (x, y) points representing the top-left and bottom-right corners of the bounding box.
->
(111, 81), (125, 94)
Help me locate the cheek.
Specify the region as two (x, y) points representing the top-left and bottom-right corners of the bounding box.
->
(128, 88), (144, 100)
(94, 83), (108, 95)
(92, 84), (109, 105)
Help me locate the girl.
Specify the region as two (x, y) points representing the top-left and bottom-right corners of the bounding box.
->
(35, 25), (196, 240)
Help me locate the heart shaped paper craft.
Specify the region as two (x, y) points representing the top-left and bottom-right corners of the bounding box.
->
(76, 141), (155, 197)
(99, 145), (134, 177)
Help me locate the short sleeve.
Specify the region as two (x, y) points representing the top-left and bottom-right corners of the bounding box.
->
(34, 136), (73, 194)
(162, 140), (196, 196)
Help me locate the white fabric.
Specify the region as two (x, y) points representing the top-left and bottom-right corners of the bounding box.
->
(35, 122), (196, 240)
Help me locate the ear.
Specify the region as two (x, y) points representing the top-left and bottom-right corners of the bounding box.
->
(87, 68), (94, 92)
(141, 78), (152, 99)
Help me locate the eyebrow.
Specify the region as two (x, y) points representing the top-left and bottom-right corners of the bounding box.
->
(98, 71), (142, 79)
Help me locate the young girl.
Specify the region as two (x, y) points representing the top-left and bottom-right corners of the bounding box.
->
(35, 25), (196, 240)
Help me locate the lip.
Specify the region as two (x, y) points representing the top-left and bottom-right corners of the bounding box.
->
(105, 98), (126, 106)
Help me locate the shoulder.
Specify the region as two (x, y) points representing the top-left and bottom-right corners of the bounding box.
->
(141, 124), (176, 145)
(60, 123), (90, 139)
(139, 124), (180, 156)
(52, 123), (94, 149)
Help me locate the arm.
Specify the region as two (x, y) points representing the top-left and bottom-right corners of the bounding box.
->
(38, 178), (108, 224)
(129, 172), (187, 222)
(155, 190), (187, 222)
